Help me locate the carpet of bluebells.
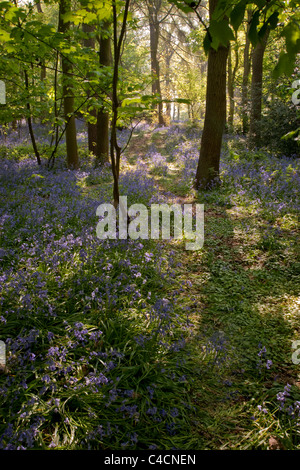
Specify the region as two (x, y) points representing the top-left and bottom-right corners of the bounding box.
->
(0, 121), (299, 450)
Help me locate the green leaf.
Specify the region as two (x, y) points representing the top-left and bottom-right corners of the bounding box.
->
(121, 97), (142, 107)
(175, 98), (191, 104)
(281, 128), (300, 141)
(209, 19), (235, 49)
(4, 5), (21, 21)
(118, 105), (146, 115)
(62, 11), (75, 23)
(267, 11), (279, 30)
(203, 31), (211, 55)
(212, 0), (228, 20)
(248, 10), (260, 46)
(253, 0), (265, 8)
(273, 20), (300, 77)
(230, 1), (247, 32)
(141, 95), (154, 103)
(3, 42), (15, 52)
(0, 29), (10, 42)
(283, 22), (300, 55)
(85, 11), (98, 22)
(258, 22), (268, 40)
(257, 12), (279, 40)
(167, 0), (195, 13)
(273, 51), (296, 78)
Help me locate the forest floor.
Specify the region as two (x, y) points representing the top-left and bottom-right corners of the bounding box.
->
(124, 125), (300, 450)
(0, 121), (299, 450)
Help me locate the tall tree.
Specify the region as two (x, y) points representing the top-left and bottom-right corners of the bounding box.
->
(24, 69), (41, 165)
(227, 42), (239, 129)
(97, 21), (111, 166)
(110, 0), (131, 208)
(82, 20), (98, 156)
(58, 0), (79, 170)
(241, 8), (252, 134)
(248, 27), (270, 147)
(82, 11), (111, 165)
(163, 24), (175, 124)
(36, 1), (43, 13)
(146, 0), (166, 126)
(194, 0), (229, 189)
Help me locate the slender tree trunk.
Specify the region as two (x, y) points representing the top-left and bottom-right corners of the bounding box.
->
(165, 50), (173, 124)
(242, 8), (252, 134)
(53, 52), (59, 151)
(110, 0), (130, 208)
(148, 1), (165, 127)
(24, 69), (41, 165)
(40, 63), (46, 81)
(227, 44), (239, 128)
(36, 1), (43, 13)
(227, 46), (233, 128)
(35, 1), (47, 120)
(248, 28), (270, 147)
(83, 22), (98, 156)
(97, 23), (111, 166)
(58, 0), (79, 170)
(172, 103), (176, 121)
(194, 0), (229, 189)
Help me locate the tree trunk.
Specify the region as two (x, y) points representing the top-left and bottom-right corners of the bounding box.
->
(36, 1), (43, 13)
(58, 0), (79, 170)
(83, 21), (98, 156)
(248, 28), (270, 148)
(40, 63), (46, 81)
(194, 0), (229, 190)
(165, 50), (173, 124)
(227, 44), (238, 129)
(110, 0), (130, 208)
(227, 46), (233, 128)
(148, 1), (165, 127)
(241, 9), (252, 134)
(24, 69), (41, 165)
(97, 24), (111, 165)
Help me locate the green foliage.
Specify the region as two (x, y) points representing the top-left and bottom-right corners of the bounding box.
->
(260, 98), (300, 156)
(274, 19), (300, 78)
(230, 1), (247, 32)
(168, 0), (298, 77)
(166, 0), (196, 14)
(209, 19), (235, 50)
